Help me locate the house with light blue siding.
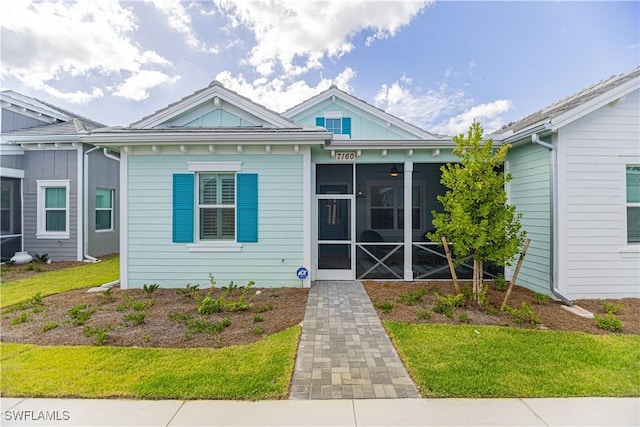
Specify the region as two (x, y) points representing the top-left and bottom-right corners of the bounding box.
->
(1, 90), (120, 262)
(89, 68), (639, 300)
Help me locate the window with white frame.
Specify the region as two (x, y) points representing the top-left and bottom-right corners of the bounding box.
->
(37, 180), (70, 239)
(368, 183), (423, 231)
(95, 188), (114, 231)
(626, 165), (640, 244)
(325, 118), (342, 134)
(198, 173), (236, 240)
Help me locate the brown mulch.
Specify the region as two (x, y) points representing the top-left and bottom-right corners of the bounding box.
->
(2, 256), (638, 350)
(364, 281), (640, 335)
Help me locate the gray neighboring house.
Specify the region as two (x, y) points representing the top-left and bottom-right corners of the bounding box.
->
(1, 90), (119, 262)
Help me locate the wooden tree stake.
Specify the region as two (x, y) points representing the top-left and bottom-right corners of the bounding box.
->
(501, 239), (531, 310)
(441, 237), (460, 294)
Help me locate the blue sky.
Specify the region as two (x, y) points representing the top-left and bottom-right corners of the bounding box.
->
(1, 1), (638, 135)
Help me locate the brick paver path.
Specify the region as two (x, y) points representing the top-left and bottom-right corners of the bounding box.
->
(290, 281), (419, 399)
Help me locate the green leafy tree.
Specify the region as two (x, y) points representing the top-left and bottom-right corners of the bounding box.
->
(428, 121), (526, 302)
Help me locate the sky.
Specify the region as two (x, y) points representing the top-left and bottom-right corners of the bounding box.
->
(1, 0), (638, 135)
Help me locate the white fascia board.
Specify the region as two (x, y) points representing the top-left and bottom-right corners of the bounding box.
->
(131, 86), (295, 129)
(327, 139), (455, 150)
(0, 167), (25, 178)
(5, 135), (80, 144)
(85, 131), (331, 145)
(0, 143), (24, 155)
(550, 77), (640, 131)
(0, 92), (69, 122)
(284, 87), (436, 139)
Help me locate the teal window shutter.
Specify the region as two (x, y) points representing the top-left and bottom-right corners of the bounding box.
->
(173, 174), (194, 243)
(342, 117), (351, 137)
(237, 173), (258, 243)
(316, 117), (325, 127)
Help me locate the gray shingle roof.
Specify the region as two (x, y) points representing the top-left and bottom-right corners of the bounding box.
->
(2, 118), (93, 138)
(496, 67), (640, 134)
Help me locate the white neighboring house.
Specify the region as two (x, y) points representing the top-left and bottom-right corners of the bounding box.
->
(495, 67), (640, 301)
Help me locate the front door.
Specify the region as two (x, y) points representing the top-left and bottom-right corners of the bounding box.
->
(316, 196), (353, 280)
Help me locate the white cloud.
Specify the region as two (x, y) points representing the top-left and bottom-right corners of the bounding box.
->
(374, 77), (513, 136)
(0, 0), (174, 102)
(113, 70), (181, 101)
(214, 67), (356, 113)
(145, 0), (219, 52)
(215, 0), (430, 77)
(41, 85), (105, 104)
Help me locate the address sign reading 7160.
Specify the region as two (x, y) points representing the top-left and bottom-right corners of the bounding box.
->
(335, 152), (356, 161)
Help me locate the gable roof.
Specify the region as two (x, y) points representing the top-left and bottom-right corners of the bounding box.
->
(0, 90), (105, 131)
(282, 85), (443, 140)
(130, 81), (299, 129)
(496, 67), (640, 138)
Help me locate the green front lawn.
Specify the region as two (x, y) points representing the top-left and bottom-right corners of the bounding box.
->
(1, 326), (299, 400)
(386, 322), (640, 398)
(1, 256), (119, 308)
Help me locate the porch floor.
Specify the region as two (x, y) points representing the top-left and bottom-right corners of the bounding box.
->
(290, 281), (419, 400)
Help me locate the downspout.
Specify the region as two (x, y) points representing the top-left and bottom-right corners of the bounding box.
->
(83, 146), (100, 262)
(102, 148), (120, 162)
(531, 133), (574, 305)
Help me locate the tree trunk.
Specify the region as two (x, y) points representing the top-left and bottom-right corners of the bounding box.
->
(472, 258), (484, 304)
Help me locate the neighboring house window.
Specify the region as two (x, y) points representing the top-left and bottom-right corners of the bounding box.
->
(369, 183), (423, 232)
(198, 173), (236, 240)
(95, 188), (114, 231)
(627, 165), (640, 244)
(37, 180), (70, 239)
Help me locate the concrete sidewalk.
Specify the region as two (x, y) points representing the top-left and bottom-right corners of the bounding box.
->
(2, 397), (638, 426)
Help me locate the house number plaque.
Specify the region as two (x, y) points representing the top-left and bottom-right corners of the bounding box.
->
(335, 152), (355, 161)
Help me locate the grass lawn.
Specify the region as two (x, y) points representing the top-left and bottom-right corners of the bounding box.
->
(386, 322), (640, 398)
(1, 256), (119, 308)
(1, 326), (300, 400)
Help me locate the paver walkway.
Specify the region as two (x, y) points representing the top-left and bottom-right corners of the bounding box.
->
(290, 281), (419, 399)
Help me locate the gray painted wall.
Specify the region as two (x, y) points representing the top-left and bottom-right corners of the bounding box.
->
(1, 110), (49, 132)
(87, 148), (119, 257)
(23, 149), (79, 261)
(0, 154), (25, 170)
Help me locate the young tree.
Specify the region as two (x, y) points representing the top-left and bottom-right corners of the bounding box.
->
(429, 121), (526, 303)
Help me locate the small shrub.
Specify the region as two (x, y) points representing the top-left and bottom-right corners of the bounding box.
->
(143, 283), (160, 296)
(493, 274), (508, 292)
(33, 253), (49, 263)
(143, 335), (152, 342)
(458, 312), (470, 324)
(29, 293), (44, 306)
(40, 322), (58, 332)
(433, 293), (465, 319)
(11, 312), (30, 325)
(594, 313), (623, 332)
(197, 296), (224, 314)
(504, 302), (540, 326)
(254, 303), (274, 313)
(83, 325), (110, 346)
(25, 263), (44, 272)
(253, 315), (264, 323)
(186, 317), (231, 335)
(374, 301), (395, 314)
(396, 288), (427, 306)
(252, 326), (264, 335)
(101, 287), (115, 302)
(124, 311), (146, 326)
(416, 307), (432, 320)
(122, 294), (153, 312)
(601, 301), (624, 315)
(168, 312), (192, 322)
(533, 293), (550, 305)
(68, 304), (96, 326)
(176, 284), (200, 298)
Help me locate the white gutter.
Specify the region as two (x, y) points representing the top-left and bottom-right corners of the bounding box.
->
(531, 133), (573, 305)
(102, 148), (120, 162)
(83, 146), (100, 262)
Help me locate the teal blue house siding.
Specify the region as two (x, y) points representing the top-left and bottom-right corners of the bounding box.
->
(127, 154), (304, 288)
(507, 143), (551, 294)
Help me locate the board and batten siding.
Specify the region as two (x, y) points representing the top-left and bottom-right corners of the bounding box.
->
(506, 142), (551, 295)
(22, 149), (79, 261)
(556, 89), (640, 299)
(126, 153), (305, 288)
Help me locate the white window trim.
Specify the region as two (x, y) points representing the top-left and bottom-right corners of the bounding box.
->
(623, 164), (640, 251)
(95, 188), (114, 233)
(324, 111), (343, 119)
(36, 179), (70, 239)
(188, 162), (243, 251)
(366, 180), (425, 235)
